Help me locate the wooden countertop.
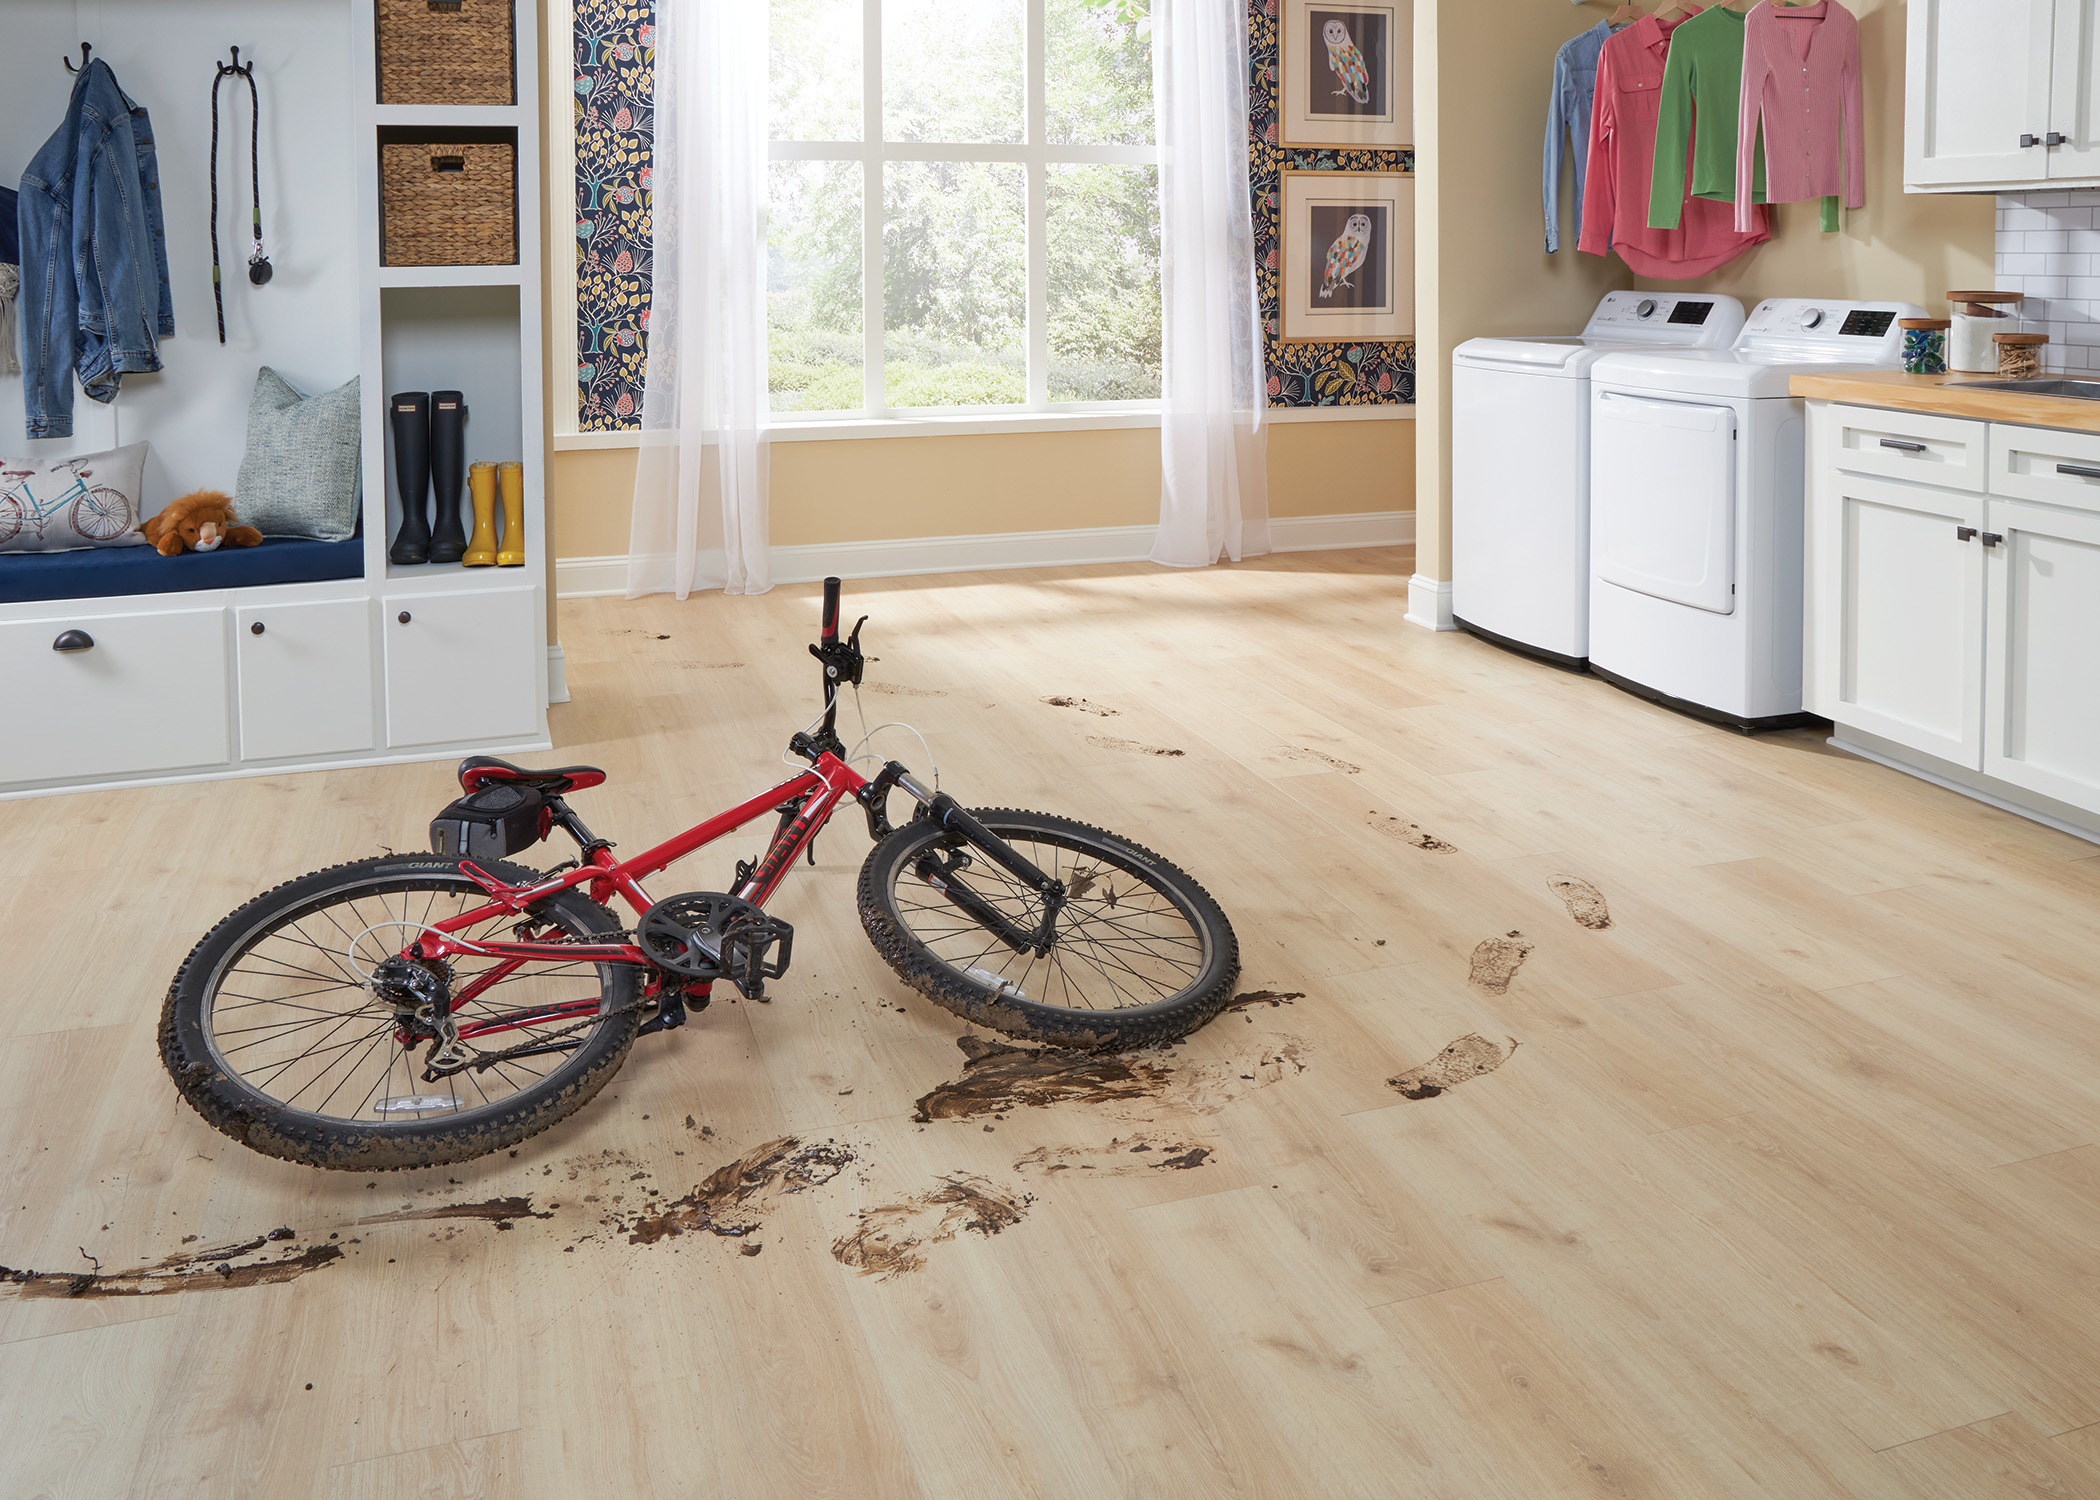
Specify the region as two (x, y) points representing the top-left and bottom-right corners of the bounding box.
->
(1789, 369), (2100, 433)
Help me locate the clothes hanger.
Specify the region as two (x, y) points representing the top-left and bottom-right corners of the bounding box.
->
(1606, 2), (1645, 25)
(62, 42), (92, 74)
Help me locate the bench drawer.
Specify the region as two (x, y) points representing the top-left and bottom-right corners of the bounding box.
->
(1831, 405), (1989, 492)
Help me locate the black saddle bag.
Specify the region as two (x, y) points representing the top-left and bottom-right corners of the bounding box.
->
(430, 782), (549, 860)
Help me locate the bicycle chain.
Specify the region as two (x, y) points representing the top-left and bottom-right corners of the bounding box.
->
(420, 925), (649, 1081)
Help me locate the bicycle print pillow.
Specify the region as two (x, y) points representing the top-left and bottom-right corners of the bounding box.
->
(0, 442), (150, 553)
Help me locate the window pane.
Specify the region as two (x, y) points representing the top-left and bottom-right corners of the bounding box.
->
(1048, 164), (1159, 401)
(883, 161), (1025, 407)
(771, 0), (862, 141)
(1045, 0), (1154, 146)
(884, 0), (1023, 144)
(770, 161), (865, 413)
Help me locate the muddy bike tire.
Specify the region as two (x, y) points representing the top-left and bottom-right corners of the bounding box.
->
(857, 808), (1239, 1051)
(160, 855), (643, 1171)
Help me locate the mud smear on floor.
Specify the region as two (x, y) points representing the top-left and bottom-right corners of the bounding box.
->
(832, 1176), (1031, 1279)
(610, 1137), (857, 1246)
(357, 1196), (552, 1229)
(1281, 747), (1361, 775)
(1220, 989), (1305, 1014)
(2, 1232), (342, 1299)
(1468, 932), (1534, 994)
(1013, 1135), (1214, 1177)
(1042, 695), (1118, 717)
(1365, 810), (1455, 852)
(1086, 734), (1185, 758)
(676, 660), (745, 671)
(1547, 874), (1613, 930)
(913, 1035), (1174, 1122)
(1389, 1034), (1518, 1100)
(867, 682), (946, 698)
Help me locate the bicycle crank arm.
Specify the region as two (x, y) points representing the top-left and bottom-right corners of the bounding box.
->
(911, 853), (1043, 957)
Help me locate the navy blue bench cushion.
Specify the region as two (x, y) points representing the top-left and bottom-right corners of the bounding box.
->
(0, 536), (364, 604)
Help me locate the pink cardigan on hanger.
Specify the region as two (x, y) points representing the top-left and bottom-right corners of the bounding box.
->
(1735, 0), (1864, 231)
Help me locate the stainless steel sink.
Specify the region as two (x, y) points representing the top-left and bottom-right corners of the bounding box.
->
(1948, 377), (2100, 400)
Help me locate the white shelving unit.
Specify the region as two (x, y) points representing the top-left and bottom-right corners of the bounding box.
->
(0, 0), (551, 800)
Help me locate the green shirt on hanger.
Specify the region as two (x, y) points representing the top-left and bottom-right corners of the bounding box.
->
(1648, 4), (1837, 232)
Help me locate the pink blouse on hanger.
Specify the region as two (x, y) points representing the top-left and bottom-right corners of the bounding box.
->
(1735, 0), (1864, 231)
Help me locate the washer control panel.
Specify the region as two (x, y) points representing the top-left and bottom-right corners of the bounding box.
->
(1580, 291), (1745, 346)
(1737, 298), (1920, 361)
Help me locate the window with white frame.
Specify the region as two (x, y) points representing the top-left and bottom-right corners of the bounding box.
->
(767, 0), (1161, 417)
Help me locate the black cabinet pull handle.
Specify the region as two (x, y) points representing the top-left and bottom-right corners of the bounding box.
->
(398, 611), (412, 624)
(1879, 438), (1929, 453)
(2023, 132), (2042, 147)
(2055, 462), (2100, 480)
(1956, 526), (1977, 541)
(1981, 532), (2005, 547)
(250, 621), (266, 636)
(52, 629), (93, 652)
(2048, 132), (2068, 147)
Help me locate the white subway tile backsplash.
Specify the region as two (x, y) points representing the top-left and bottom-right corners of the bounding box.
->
(2001, 252), (2046, 275)
(1991, 191), (2100, 374)
(2045, 254), (2090, 276)
(2004, 206), (2054, 231)
(2027, 230), (2071, 253)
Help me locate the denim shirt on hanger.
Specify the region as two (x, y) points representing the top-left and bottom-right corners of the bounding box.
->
(1544, 20), (1624, 254)
(18, 59), (175, 440)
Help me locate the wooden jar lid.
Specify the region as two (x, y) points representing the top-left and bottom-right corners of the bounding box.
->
(1947, 290), (2026, 303)
(1899, 318), (1951, 329)
(1993, 331), (2050, 344)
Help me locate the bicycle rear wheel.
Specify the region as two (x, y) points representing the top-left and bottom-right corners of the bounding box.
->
(0, 494), (24, 544)
(160, 855), (643, 1170)
(857, 809), (1239, 1050)
(71, 486), (134, 541)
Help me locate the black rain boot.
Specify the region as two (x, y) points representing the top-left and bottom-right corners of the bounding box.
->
(388, 392), (432, 565)
(426, 390), (470, 564)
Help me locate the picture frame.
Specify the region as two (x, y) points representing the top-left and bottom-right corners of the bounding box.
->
(1279, 170), (1413, 344)
(1278, 0), (1412, 150)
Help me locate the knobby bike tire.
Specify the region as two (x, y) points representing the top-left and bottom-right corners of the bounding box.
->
(857, 808), (1239, 1051)
(160, 855), (643, 1170)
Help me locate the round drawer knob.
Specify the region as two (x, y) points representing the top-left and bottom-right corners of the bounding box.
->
(250, 621), (266, 636)
(52, 628), (94, 653)
(398, 611), (412, 625)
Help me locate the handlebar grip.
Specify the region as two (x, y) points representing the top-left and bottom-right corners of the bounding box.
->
(821, 576), (841, 643)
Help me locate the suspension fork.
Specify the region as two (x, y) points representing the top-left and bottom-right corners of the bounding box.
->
(886, 769), (1067, 955)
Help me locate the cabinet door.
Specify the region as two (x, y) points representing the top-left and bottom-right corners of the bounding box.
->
(0, 607), (229, 785)
(1983, 499), (2100, 812)
(1811, 471), (1986, 766)
(1907, 0), (2055, 187)
(235, 598), (376, 762)
(383, 586), (539, 749)
(2050, 0), (2100, 176)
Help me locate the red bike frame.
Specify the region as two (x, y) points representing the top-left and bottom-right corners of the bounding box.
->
(408, 750), (873, 1042)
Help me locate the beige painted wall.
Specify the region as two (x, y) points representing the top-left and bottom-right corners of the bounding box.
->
(1413, 0), (1996, 587)
(551, 419), (1414, 560)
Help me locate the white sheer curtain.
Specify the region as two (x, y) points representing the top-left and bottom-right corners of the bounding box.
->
(626, 0), (770, 599)
(1150, 0), (1270, 568)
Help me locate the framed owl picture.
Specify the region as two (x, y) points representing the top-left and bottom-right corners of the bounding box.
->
(1279, 0), (1412, 149)
(1279, 170), (1413, 344)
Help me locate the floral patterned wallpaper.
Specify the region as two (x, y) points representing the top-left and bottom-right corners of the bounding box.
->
(1247, 0), (1415, 407)
(574, 0), (654, 432)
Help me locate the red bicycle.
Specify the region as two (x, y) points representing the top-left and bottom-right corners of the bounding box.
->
(161, 579), (1240, 1169)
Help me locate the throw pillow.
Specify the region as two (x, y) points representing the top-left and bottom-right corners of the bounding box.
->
(0, 442), (150, 553)
(234, 368), (362, 541)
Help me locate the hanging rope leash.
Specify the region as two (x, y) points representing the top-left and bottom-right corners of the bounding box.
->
(209, 46), (269, 344)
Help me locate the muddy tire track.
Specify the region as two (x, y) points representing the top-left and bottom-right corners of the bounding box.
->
(1365, 810), (1455, 852)
(611, 1137), (857, 1245)
(1468, 932), (1534, 994)
(867, 682), (946, 698)
(1389, 1035), (1518, 1100)
(1085, 734), (1185, 758)
(3, 1229), (341, 1299)
(1042, 696), (1118, 717)
(358, 1196), (550, 1230)
(1013, 1135), (1214, 1177)
(1547, 875), (1612, 930)
(914, 1036), (1171, 1122)
(832, 1176), (1031, 1279)
(1281, 746), (1361, 775)
(1220, 989), (1304, 1014)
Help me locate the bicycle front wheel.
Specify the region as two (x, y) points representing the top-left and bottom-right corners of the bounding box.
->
(160, 855), (643, 1170)
(72, 486), (134, 541)
(857, 809), (1239, 1050)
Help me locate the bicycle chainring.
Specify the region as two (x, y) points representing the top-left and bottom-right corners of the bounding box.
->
(636, 892), (767, 979)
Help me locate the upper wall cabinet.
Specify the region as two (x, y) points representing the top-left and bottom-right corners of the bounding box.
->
(1907, 0), (2100, 190)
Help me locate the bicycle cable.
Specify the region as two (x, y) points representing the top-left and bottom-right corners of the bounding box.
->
(845, 684), (939, 792)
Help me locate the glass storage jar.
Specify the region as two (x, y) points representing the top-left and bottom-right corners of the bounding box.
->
(1900, 318), (1950, 374)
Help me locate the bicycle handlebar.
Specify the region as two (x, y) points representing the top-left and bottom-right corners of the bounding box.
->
(821, 576), (841, 644)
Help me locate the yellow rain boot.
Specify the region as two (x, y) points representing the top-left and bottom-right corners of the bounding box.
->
(462, 462), (499, 566)
(496, 461), (526, 566)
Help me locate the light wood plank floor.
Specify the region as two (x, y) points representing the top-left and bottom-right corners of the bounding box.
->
(6, 549), (2100, 1499)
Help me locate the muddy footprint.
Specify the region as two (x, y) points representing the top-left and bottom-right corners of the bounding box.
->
(1467, 932), (1534, 994)
(832, 1176), (1030, 1279)
(867, 682), (946, 698)
(1282, 747), (1361, 774)
(1547, 875), (1612, 930)
(1365, 810), (1455, 852)
(1388, 1034), (1517, 1100)
(1086, 734), (1185, 758)
(1043, 696), (1118, 717)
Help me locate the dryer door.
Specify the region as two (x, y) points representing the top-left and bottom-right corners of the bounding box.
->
(1592, 389), (1737, 615)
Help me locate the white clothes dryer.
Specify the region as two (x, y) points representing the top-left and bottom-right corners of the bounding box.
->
(1451, 291), (1745, 668)
(1586, 298), (1922, 730)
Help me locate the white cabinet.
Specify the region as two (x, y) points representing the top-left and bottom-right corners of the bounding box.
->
(0, 607), (229, 785)
(1907, 0), (2100, 189)
(1983, 498), (2100, 809)
(235, 598), (376, 762)
(383, 586), (539, 749)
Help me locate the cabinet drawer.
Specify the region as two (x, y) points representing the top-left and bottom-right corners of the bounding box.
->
(0, 607), (229, 785)
(1988, 422), (2100, 514)
(236, 598), (376, 762)
(383, 586), (538, 749)
(1831, 405), (1988, 491)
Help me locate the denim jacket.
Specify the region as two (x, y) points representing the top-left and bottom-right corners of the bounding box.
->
(17, 60), (174, 439)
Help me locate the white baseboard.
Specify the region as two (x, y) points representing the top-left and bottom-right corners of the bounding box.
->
(547, 644), (570, 704)
(1405, 573), (1454, 631)
(554, 511), (1414, 598)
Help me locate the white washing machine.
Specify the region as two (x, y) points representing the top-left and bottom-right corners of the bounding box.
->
(1451, 291), (1745, 668)
(1586, 297), (1923, 731)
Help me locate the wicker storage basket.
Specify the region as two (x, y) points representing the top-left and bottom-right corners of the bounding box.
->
(376, 0), (516, 106)
(380, 140), (517, 265)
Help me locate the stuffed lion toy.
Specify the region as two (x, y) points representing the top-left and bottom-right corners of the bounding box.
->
(144, 491), (263, 556)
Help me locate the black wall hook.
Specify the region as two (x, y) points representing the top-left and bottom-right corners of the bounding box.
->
(217, 45), (253, 80)
(63, 42), (92, 74)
